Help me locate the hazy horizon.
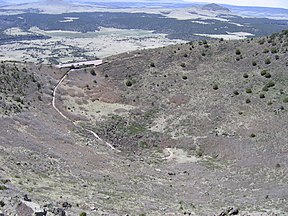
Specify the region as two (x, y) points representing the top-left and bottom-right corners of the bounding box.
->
(2, 0), (288, 9)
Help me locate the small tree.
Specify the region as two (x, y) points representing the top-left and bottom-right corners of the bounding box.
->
(125, 80), (133, 87)
(90, 69), (96, 76)
(236, 49), (241, 55)
(265, 58), (271, 64)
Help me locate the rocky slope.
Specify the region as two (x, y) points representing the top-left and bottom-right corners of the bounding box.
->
(0, 30), (288, 215)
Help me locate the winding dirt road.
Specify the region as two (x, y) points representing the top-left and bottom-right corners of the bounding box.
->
(52, 66), (120, 152)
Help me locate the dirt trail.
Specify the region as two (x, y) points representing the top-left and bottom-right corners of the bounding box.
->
(52, 67), (120, 152)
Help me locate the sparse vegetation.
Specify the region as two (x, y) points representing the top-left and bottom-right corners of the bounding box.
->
(213, 84), (219, 90)
(250, 133), (256, 138)
(0, 185), (7, 190)
(125, 80), (133, 87)
(246, 88), (252, 93)
(90, 69), (96, 76)
(265, 58), (271, 64)
(180, 63), (186, 68)
(235, 49), (241, 55)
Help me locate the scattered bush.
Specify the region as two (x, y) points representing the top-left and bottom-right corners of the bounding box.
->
(233, 90), (239, 95)
(275, 55), (279, 60)
(259, 93), (265, 98)
(125, 80), (133, 87)
(260, 70), (267, 76)
(265, 58), (271, 64)
(263, 48), (269, 53)
(79, 213), (87, 216)
(243, 73), (249, 78)
(271, 47), (278, 54)
(0, 200), (5, 207)
(236, 49), (241, 55)
(267, 101), (273, 105)
(252, 61), (257, 66)
(90, 69), (96, 76)
(183, 53), (188, 57)
(246, 98), (251, 103)
(258, 39), (265, 45)
(250, 133), (256, 138)
(266, 81), (275, 88)
(246, 88), (252, 93)
(0, 185), (7, 190)
(150, 62), (155, 67)
(213, 84), (219, 90)
(262, 86), (269, 92)
(182, 75), (188, 80)
(180, 63), (186, 68)
(264, 72), (271, 78)
(283, 97), (288, 103)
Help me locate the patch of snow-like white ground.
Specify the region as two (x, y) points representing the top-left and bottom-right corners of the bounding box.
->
(195, 32), (254, 40)
(0, 27), (185, 64)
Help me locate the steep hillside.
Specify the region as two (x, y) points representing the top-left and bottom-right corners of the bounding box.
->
(0, 30), (288, 215)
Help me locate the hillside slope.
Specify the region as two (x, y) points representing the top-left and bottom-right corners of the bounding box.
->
(0, 30), (288, 215)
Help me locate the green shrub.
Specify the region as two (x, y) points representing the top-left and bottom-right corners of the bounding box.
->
(90, 69), (96, 76)
(125, 80), (133, 87)
(0, 185), (7, 190)
(264, 73), (271, 78)
(0, 200), (5, 207)
(262, 86), (269, 91)
(233, 90), (239, 95)
(271, 47), (278, 53)
(275, 55), (279, 60)
(79, 212), (87, 216)
(213, 84), (219, 90)
(259, 93), (265, 98)
(283, 97), (288, 103)
(243, 73), (249, 78)
(246, 88), (252, 93)
(265, 58), (271, 64)
(263, 48), (269, 53)
(266, 81), (275, 88)
(258, 39), (265, 45)
(260, 70), (267, 76)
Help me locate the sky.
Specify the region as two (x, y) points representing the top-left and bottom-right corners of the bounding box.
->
(184, 0), (288, 8)
(3, 0), (288, 9)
